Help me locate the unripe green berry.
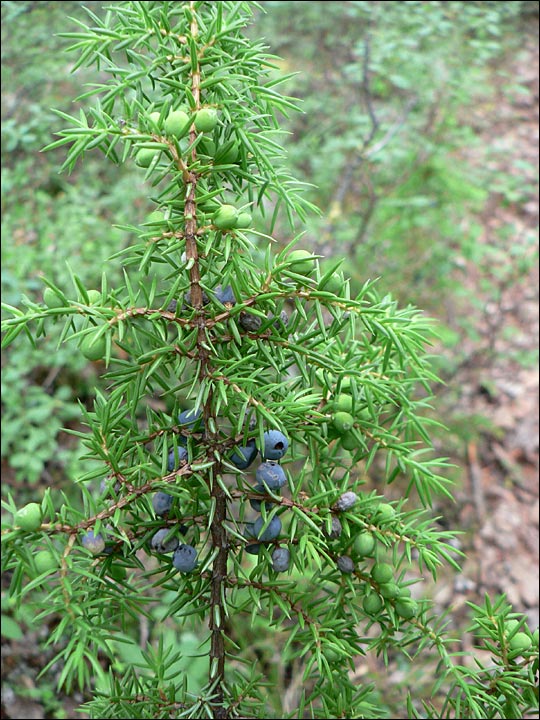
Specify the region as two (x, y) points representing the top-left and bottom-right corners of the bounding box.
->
(379, 581), (400, 599)
(374, 503), (396, 522)
(286, 249), (316, 276)
(395, 598), (418, 619)
(43, 287), (64, 308)
(363, 592), (383, 615)
(354, 532), (376, 557)
(164, 109), (190, 138)
(148, 111), (162, 128)
(146, 210), (165, 225)
(108, 564), (127, 582)
(15, 503), (42, 532)
(213, 204), (238, 230)
(332, 411), (354, 434)
(215, 140), (240, 164)
(323, 645), (342, 663)
(198, 138), (216, 156)
(340, 431), (358, 451)
(371, 562), (394, 584)
(135, 148), (158, 168)
(320, 270), (344, 295)
(235, 212), (252, 229)
(194, 108), (218, 132)
(315, 368), (335, 389)
(34, 550), (57, 574)
(80, 333), (107, 361)
(86, 290), (101, 305)
(508, 632), (532, 654)
(333, 393), (353, 414)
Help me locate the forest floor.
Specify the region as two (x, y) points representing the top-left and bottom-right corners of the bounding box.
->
(446, 29), (539, 630)
(359, 25), (539, 715)
(431, 26), (539, 633)
(1, 21), (539, 720)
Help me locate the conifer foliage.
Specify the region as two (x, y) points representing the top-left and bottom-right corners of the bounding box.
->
(2, 3), (538, 719)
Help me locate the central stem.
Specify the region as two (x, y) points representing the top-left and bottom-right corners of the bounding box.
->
(209, 487), (228, 717)
(185, 4), (228, 717)
(184, 4), (202, 311)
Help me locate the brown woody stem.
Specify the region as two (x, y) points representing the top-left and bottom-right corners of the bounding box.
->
(186, 4), (228, 716)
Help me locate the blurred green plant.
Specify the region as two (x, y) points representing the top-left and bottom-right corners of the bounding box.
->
(1, 0), (148, 491)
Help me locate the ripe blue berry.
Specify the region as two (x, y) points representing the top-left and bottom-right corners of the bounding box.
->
(178, 408), (202, 428)
(273, 310), (289, 330)
(271, 547), (290, 572)
(245, 543), (261, 555)
(337, 556), (355, 573)
(260, 430), (289, 460)
(99, 525), (118, 556)
(152, 492), (173, 516)
(81, 530), (106, 555)
(239, 311), (262, 332)
(249, 515), (282, 542)
(249, 482), (278, 511)
(172, 544), (198, 573)
(151, 528), (179, 553)
(256, 461), (287, 490)
(230, 439), (258, 470)
(100, 479), (121, 496)
(167, 446), (188, 471)
(323, 515), (343, 540)
(333, 491), (358, 512)
(214, 285), (236, 305)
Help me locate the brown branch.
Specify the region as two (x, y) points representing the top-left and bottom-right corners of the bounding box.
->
(180, 5), (229, 716)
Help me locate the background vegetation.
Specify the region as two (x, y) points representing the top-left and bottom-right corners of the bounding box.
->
(1, 1), (538, 717)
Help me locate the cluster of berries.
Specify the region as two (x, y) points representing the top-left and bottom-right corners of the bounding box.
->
(236, 429), (291, 572)
(151, 410), (292, 574)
